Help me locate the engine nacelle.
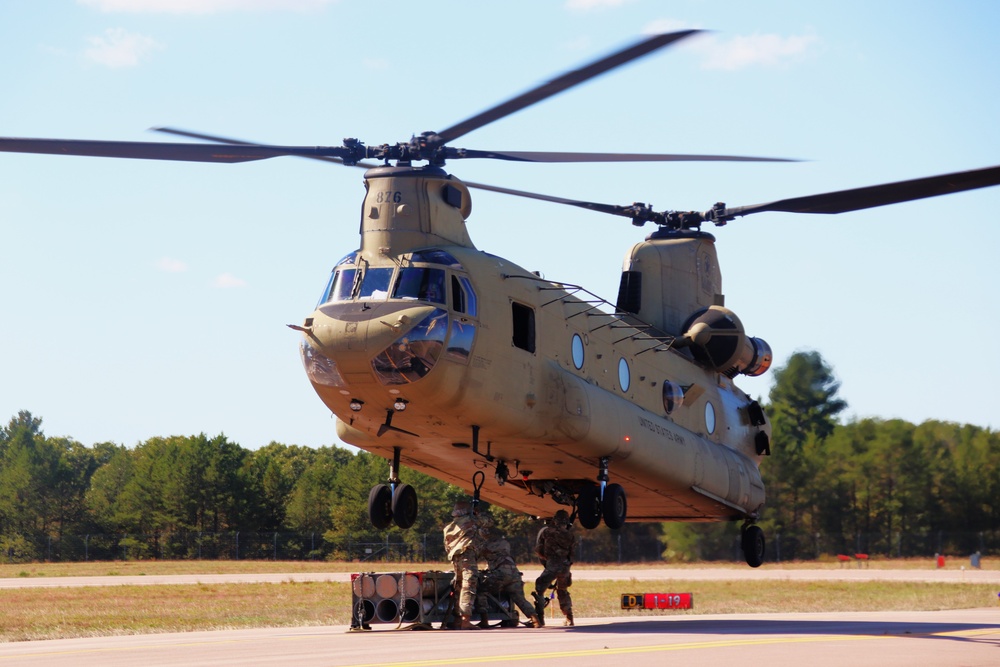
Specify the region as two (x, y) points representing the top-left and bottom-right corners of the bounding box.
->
(680, 306), (772, 377)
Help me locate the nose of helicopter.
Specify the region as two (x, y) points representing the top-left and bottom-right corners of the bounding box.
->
(299, 303), (447, 388)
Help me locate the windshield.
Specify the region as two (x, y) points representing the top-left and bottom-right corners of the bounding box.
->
(358, 267), (394, 301)
(393, 267), (446, 304)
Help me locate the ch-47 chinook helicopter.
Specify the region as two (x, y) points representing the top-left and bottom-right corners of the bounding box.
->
(3, 30), (1000, 568)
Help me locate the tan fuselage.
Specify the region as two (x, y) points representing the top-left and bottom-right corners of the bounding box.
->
(300, 167), (767, 522)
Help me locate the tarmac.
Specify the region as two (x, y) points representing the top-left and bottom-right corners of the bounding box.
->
(1, 567), (998, 666)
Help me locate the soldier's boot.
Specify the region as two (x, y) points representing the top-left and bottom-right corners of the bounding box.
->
(528, 615), (541, 628)
(563, 612), (574, 627)
(459, 614), (481, 630)
(531, 591), (546, 626)
(476, 613), (491, 629)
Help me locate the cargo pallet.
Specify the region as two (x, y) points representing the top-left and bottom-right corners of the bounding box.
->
(350, 570), (521, 630)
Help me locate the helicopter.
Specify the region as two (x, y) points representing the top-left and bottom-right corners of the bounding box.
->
(3, 30), (1000, 568)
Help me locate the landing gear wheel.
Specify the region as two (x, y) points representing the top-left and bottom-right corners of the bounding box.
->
(368, 484), (393, 530)
(601, 483), (627, 529)
(391, 483), (418, 529)
(742, 524), (765, 568)
(576, 484), (602, 530)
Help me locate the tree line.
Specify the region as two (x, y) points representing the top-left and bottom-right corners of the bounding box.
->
(1, 351), (996, 563)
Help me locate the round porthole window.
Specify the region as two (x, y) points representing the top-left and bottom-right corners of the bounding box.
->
(705, 401), (716, 434)
(662, 381), (684, 414)
(571, 334), (584, 369)
(618, 357), (630, 392)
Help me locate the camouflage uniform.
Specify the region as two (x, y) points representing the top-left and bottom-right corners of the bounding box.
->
(534, 511), (576, 625)
(477, 537), (538, 624)
(443, 501), (486, 622)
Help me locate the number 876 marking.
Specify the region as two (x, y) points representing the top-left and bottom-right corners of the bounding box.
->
(376, 191), (402, 204)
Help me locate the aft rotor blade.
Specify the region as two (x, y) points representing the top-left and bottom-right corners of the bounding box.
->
(463, 180), (635, 217)
(433, 30), (701, 146)
(0, 136), (352, 163)
(454, 149), (796, 163)
(724, 164), (1000, 218)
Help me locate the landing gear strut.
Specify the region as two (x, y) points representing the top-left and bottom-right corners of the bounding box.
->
(575, 457), (627, 530)
(367, 447), (419, 530)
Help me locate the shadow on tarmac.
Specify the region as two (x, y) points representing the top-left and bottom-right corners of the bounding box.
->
(568, 617), (1000, 646)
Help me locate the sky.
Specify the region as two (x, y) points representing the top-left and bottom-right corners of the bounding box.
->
(2, 0), (998, 451)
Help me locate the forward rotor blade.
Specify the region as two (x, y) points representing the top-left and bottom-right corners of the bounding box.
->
(454, 149), (796, 163)
(723, 164), (1000, 219)
(0, 136), (352, 163)
(433, 30), (701, 146)
(153, 127), (379, 169)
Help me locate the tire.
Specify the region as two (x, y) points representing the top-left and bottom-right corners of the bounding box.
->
(391, 483), (418, 529)
(742, 525), (765, 568)
(368, 483), (393, 530)
(601, 483), (627, 529)
(576, 485), (602, 530)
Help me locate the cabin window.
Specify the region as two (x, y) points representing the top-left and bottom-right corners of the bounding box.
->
(618, 357), (630, 392)
(393, 267), (446, 304)
(358, 267), (394, 301)
(511, 302), (535, 353)
(571, 334), (585, 369)
(705, 401), (716, 434)
(662, 381), (684, 414)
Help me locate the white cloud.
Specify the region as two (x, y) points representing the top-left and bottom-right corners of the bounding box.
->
(564, 0), (635, 11)
(78, 0), (337, 13)
(156, 257), (188, 273)
(213, 273), (247, 288)
(84, 28), (161, 68)
(695, 33), (820, 71)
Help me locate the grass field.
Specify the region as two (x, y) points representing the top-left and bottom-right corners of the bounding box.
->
(2, 555), (994, 579)
(1, 560), (997, 642)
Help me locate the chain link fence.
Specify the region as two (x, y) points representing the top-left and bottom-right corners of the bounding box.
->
(4, 527), (996, 565)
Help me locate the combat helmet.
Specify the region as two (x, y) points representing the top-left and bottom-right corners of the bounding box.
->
(553, 509), (570, 523)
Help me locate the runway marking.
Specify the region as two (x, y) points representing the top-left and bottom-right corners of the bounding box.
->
(337, 628), (1000, 667)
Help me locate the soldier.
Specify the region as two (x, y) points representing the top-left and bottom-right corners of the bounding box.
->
(476, 534), (541, 628)
(442, 499), (484, 630)
(533, 508), (576, 626)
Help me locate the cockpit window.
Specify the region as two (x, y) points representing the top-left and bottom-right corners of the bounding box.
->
(410, 249), (463, 269)
(393, 267), (446, 304)
(329, 268), (357, 302)
(336, 250), (360, 267)
(316, 251), (361, 306)
(371, 308), (449, 385)
(358, 267), (394, 301)
(317, 267), (357, 306)
(452, 275), (478, 317)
